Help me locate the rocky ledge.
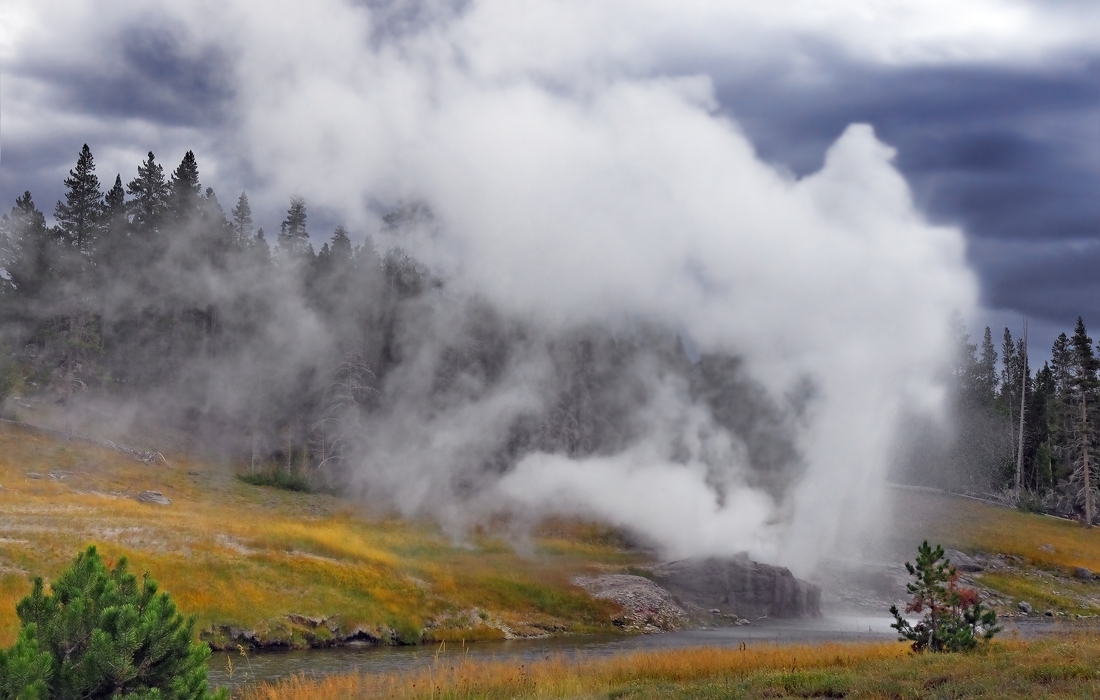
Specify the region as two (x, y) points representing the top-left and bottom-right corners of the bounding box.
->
(575, 555), (821, 633)
(204, 556), (820, 650)
(646, 555), (822, 620)
(572, 574), (688, 632)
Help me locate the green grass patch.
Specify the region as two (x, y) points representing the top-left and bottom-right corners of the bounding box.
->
(976, 571), (1098, 615)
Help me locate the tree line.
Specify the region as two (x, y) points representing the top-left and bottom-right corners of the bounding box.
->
(927, 316), (1100, 524)
(0, 145), (802, 498)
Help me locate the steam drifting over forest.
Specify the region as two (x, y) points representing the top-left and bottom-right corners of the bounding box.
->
(5, 1), (1038, 572)
(0, 123), (977, 572)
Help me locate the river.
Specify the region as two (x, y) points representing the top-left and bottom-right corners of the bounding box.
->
(206, 615), (901, 691)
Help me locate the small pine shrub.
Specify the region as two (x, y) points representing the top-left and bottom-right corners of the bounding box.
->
(890, 541), (1000, 652)
(0, 545), (226, 699)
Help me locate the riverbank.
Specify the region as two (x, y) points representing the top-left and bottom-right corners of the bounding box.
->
(240, 634), (1100, 700)
(5, 417), (1100, 652)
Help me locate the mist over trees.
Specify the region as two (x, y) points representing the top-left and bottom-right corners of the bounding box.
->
(0, 145), (806, 512)
(897, 314), (1100, 523)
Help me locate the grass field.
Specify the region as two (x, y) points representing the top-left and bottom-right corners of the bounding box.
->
(242, 635), (1100, 700)
(6, 416), (1100, 652)
(886, 488), (1100, 614)
(0, 422), (633, 647)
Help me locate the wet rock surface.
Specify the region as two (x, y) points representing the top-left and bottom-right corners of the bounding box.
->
(645, 556), (822, 619)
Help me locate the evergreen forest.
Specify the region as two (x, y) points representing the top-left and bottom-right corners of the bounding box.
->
(1, 144), (1095, 522)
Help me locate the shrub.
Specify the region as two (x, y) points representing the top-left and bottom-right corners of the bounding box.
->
(890, 540), (1000, 652)
(0, 546), (226, 699)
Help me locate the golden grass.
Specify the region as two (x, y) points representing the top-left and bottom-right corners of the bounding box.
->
(0, 423), (628, 646)
(242, 641), (911, 700)
(892, 489), (1100, 572)
(243, 635), (1100, 700)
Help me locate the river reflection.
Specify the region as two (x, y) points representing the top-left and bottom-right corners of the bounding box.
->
(207, 616), (900, 690)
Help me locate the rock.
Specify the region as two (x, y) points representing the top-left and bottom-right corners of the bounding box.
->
(137, 490), (171, 505)
(25, 472), (43, 479)
(1039, 544), (1056, 554)
(287, 613), (325, 628)
(1075, 567), (1094, 581)
(1018, 601), (1033, 614)
(1045, 610), (1054, 617)
(944, 549), (982, 572)
(572, 575), (687, 632)
(647, 556), (821, 619)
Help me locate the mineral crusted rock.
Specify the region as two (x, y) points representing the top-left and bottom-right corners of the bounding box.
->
(646, 555), (821, 619)
(572, 574), (687, 632)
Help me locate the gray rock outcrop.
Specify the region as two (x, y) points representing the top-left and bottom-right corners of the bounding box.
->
(647, 555), (821, 619)
(944, 549), (982, 572)
(572, 574), (687, 632)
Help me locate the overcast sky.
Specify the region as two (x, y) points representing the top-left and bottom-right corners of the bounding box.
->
(1, 0), (1098, 358)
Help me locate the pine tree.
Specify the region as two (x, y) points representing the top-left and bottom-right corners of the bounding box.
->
(199, 186), (232, 267)
(1031, 362), (1056, 490)
(231, 192), (254, 248)
(4, 545), (226, 699)
(251, 227), (271, 265)
(277, 197), (311, 260)
(1000, 328), (1019, 461)
(1048, 333), (1076, 490)
(126, 152), (170, 237)
(1069, 317), (1099, 525)
(890, 541), (999, 652)
(950, 314), (978, 403)
(54, 144), (102, 257)
(973, 327), (998, 407)
(0, 192), (55, 302)
(330, 225), (352, 260)
(168, 150), (203, 224)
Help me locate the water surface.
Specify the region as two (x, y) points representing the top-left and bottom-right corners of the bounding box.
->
(207, 616), (899, 690)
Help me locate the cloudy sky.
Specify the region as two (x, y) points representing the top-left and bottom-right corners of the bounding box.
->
(1, 0), (1098, 356)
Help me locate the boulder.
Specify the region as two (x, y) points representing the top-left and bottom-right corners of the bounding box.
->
(647, 556), (821, 619)
(1018, 601), (1033, 614)
(572, 574), (687, 632)
(137, 490), (171, 505)
(944, 549), (982, 572)
(1074, 567), (1093, 581)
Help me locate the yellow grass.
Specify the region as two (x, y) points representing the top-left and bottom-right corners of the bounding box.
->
(0, 423), (628, 646)
(242, 641), (911, 700)
(243, 635), (1100, 700)
(902, 490), (1100, 573)
(887, 488), (1100, 613)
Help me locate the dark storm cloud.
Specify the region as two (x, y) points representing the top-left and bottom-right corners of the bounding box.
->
(2, 3), (1097, 331)
(712, 58), (1100, 324)
(17, 25), (234, 128)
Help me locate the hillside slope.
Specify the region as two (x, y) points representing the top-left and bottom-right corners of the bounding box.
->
(0, 422), (636, 647)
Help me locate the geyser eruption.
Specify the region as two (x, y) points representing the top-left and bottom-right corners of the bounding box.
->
(3, 0), (979, 572)
(338, 121), (975, 570)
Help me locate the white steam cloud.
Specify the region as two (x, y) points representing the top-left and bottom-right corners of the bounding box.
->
(4, 0), (985, 569)
(228, 2), (978, 567)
